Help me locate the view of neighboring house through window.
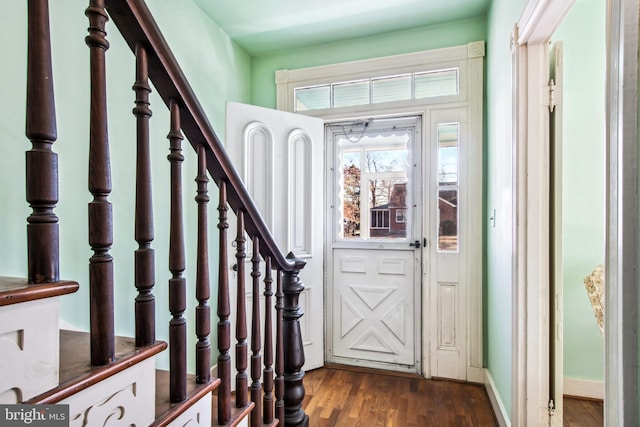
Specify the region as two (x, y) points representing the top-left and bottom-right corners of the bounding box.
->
(337, 122), (411, 240)
(437, 123), (459, 252)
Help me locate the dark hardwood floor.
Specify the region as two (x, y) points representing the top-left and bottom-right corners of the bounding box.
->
(302, 367), (497, 426)
(563, 397), (603, 427)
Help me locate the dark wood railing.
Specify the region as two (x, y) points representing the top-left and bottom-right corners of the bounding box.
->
(24, 0), (309, 426)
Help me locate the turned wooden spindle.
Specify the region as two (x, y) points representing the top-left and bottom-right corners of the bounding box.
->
(250, 237), (263, 427)
(26, 0), (59, 285)
(235, 211), (248, 408)
(217, 180), (231, 424)
(85, 0), (114, 366)
(275, 270), (285, 424)
(132, 42), (155, 347)
(263, 257), (275, 424)
(167, 99), (186, 402)
(195, 143), (211, 384)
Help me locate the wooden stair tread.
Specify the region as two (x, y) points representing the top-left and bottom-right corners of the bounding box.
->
(26, 329), (167, 404)
(152, 370), (220, 427)
(0, 277), (79, 306)
(211, 390), (281, 427)
(210, 397), (254, 427)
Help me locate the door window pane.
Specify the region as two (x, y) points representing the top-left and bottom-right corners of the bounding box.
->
(369, 179), (408, 238)
(437, 123), (459, 252)
(336, 125), (412, 241)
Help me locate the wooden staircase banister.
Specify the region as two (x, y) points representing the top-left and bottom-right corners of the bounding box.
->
(104, 0), (296, 273)
(17, 1), (308, 425)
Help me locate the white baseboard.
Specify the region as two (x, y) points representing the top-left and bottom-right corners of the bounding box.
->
(59, 319), (84, 331)
(563, 377), (603, 400)
(484, 369), (510, 427)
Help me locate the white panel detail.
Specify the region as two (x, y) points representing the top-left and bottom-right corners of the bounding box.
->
(351, 328), (396, 354)
(61, 357), (155, 427)
(438, 283), (457, 349)
(166, 391), (211, 427)
(341, 257), (367, 273)
(1, 330), (24, 350)
(350, 285), (395, 310)
(341, 297), (364, 337)
(332, 248), (416, 368)
(243, 121), (274, 229)
(378, 258), (406, 275)
(70, 384), (137, 426)
(382, 299), (406, 344)
(288, 129), (313, 256)
(0, 298), (60, 404)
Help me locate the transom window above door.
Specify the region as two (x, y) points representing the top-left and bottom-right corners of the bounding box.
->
(276, 41), (485, 116)
(294, 68), (459, 112)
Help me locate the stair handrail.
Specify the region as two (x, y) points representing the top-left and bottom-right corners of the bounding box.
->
(102, 2), (309, 425)
(104, 0), (297, 273)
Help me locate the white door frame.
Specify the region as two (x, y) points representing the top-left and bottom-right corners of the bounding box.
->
(513, 0), (639, 425)
(275, 43), (485, 381)
(605, 0), (639, 425)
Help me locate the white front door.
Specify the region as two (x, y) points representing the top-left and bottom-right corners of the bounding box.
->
(326, 116), (423, 373)
(225, 101), (325, 370)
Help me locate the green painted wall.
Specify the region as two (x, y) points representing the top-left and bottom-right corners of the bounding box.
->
(552, 0), (606, 383)
(485, 0), (529, 419)
(249, 16), (487, 109)
(0, 0), (250, 370)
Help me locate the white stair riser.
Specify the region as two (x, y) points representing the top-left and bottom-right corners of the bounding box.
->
(167, 392), (211, 427)
(0, 298), (60, 403)
(60, 357), (156, 427)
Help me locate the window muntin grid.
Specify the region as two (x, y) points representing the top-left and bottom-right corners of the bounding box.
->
(293, 68), (459, 112)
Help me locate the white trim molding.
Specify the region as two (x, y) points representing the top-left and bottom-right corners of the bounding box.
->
(485, 369), (511, 427)
(513, 0), (576, 425)
(605, 0), (640, 425)
(515, 1), (640, 426)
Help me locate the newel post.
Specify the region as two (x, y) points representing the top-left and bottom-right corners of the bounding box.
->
(282, 252), (309, 427)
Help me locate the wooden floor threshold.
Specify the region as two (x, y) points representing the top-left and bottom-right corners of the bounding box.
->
(323, 362), (424, 380)
(26, 329), (167, 404)
(152, 370), (221, 427)
(0, 276), (79, 306)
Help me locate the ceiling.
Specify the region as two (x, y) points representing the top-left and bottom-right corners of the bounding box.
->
(192, 0), (491, 56)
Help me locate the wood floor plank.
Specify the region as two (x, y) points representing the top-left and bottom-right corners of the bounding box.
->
(563, 397), (603, 427)
(303, 367), (497, 426)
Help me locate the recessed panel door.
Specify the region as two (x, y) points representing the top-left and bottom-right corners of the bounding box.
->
(327, 116), (422, 372)
(226, 102), (325, 371)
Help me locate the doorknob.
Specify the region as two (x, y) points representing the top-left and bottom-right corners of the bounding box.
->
(409, 238), (426, 248)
